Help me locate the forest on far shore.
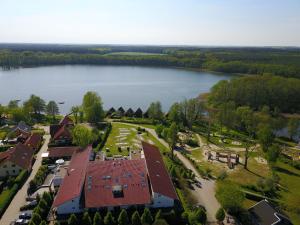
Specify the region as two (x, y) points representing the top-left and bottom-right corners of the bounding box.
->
(0, 44), (300, 79)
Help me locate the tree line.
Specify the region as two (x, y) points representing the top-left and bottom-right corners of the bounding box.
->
(1, 46), (300, 78)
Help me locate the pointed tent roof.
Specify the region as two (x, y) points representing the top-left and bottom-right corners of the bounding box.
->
(118, 107), (125, 114)
(125, 108), (134, 117)
(134, 108), (143, 117)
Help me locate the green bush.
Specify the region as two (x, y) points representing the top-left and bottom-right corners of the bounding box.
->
(28, 165), (48, 194)
(0, 183), (19, 216)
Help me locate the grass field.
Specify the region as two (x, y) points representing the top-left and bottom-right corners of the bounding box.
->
(103, 122), (158, 156)
(274, 161), (300, 224)
(104, 51), (166, 56)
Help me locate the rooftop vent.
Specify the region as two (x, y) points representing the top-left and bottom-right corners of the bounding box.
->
(112, 185), (124, 198)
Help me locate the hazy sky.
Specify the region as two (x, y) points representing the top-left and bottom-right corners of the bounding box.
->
(1, 0), (299, 46)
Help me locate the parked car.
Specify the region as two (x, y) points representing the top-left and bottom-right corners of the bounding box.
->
(25, 200), (37, 207)
(19, 211), (32, 219)
(15, 219), (29, 225)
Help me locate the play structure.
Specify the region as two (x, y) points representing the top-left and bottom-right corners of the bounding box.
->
(207, 151), (239, 169)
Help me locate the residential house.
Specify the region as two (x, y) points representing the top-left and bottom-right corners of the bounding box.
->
(50, 115), (74, 145)
(249, 199), (292, 225)
(52, 145), (92, 215)
(142, 142), (178, 208)
(0, 143), (35, 177)
(25, 133), (42, 152)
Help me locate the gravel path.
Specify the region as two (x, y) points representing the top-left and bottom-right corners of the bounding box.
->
(117, 122), (221, 223)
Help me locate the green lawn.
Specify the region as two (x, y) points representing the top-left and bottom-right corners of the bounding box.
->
(274, 161), (300, 224)
(103, 123), (140, 156)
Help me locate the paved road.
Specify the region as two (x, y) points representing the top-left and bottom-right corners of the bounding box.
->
(0, 130), (50, 225)
(117, 122), (220, 223)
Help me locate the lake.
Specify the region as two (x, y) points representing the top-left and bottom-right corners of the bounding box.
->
(0, 65), (232, 114)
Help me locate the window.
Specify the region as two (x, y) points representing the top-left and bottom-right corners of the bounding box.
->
(3, 165), (7, 168)
(12, 164), (16, 167)
(13, 170), (15, 173)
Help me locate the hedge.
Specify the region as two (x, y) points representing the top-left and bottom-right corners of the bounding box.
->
(0, 170), (29, 216)
(95, 123), (112, 151)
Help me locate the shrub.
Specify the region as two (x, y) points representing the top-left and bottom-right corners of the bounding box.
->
(215, 207), (225, 223)
(216, 181), (245, 214)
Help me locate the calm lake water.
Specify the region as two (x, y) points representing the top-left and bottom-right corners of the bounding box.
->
(0, 65), (232, 114)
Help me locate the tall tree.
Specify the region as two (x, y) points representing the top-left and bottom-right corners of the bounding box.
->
(46, 101), (59, 120)
(168, 102), (182, 124)
(23, 94), (46, 115)
(167, 122), (178, 159)
(8, 100), (19, 109)
(71, 106), (80, 124)
(148, 101), (163, 121)
(257, 125), (274, 152)
(72, 124), (96, 148)
(82, 91), (104, 123)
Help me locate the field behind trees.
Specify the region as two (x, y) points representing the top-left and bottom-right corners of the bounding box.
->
(0, 44), (300, 79)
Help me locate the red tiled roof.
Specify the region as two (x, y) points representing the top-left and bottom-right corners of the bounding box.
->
(53, 145), (92, 207)
(59, 115), (74, 126)
(25, 133), (42, 149)
(53, 125), (72, 140)
(0, 143), (35, 170)
(50, 124), (61, 138)
(48, 146), (81, 158)
(85, 159), (151, 208)
(142, 142), (178, 200)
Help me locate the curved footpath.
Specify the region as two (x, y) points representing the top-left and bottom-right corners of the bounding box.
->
(0, 127), (50, 225)
(119, 122), (221, 223)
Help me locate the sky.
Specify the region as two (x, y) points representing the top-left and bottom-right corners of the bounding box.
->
(0, 0), (300, 46)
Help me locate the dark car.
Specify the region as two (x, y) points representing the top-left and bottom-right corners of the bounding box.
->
(19, 211), (32, 219)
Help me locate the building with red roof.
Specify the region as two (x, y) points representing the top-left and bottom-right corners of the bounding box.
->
(48, 146), (81, 160)
(50, 115), (74, 145)
(142, 142), (178, 208)
(52, 142), (178, 215)
(85, 159), (151, 210)
(0, 143), (35, 177)
(53, 145), (92, 215)
(25, 133), (42, 151)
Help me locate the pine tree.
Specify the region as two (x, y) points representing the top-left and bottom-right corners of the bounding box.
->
(155, 210), (162, 221)
(131, 211), (141, 225)
(104, 211), (115, 225)
(93, 212), (104, 225)
(118, 209), (129, 225)
(31, 213), (42, 225)
(82, 211), (92, 225)
(68, 214), (78, 225)
(141, 208), (153, 225)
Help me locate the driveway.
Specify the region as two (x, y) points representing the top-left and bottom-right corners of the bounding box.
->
(117, 122), (220, 223)
(0, 131), (50, 225)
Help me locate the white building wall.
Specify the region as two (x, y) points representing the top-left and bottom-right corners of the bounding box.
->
(151, 192), (174, 208)
(0, 161), (23, 177)
(56, 196), (82, 215)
